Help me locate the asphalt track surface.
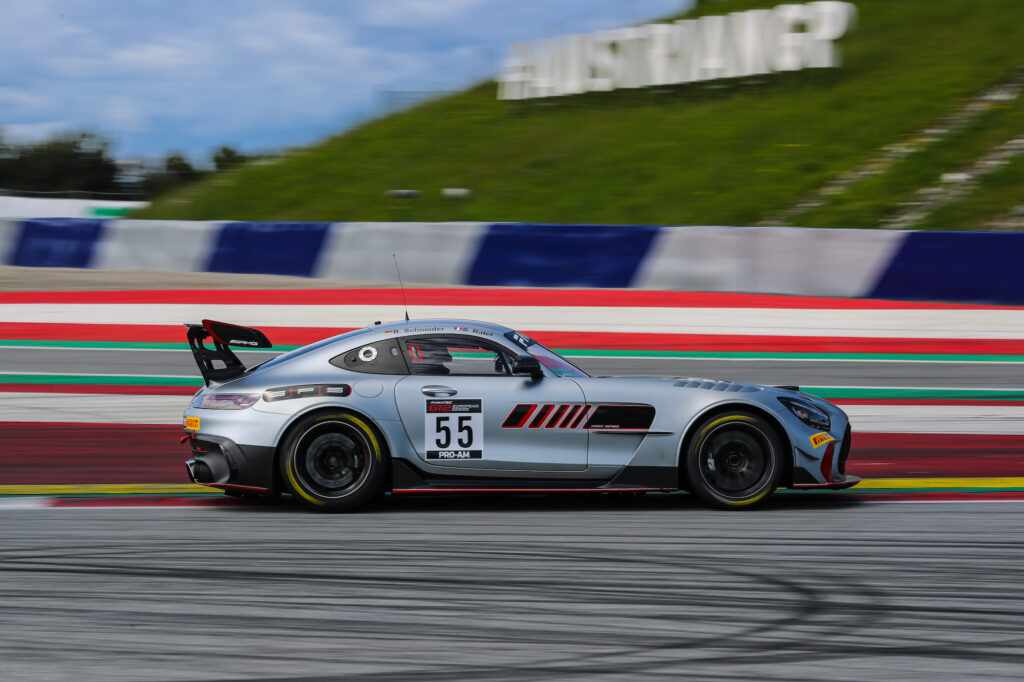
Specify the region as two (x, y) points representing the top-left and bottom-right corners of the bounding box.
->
(3, 346), (1023, 388)
(4, 343), (1024, 680)
(3, 499), (1024, 681)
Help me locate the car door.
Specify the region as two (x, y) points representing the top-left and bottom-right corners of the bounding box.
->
(393, 334), (588, 472)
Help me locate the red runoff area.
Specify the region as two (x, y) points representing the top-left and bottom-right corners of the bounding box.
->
(2, 423), (187, 484)
(2, 423), (1023, 485)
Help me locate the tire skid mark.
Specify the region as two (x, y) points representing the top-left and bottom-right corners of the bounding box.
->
(6, 523), (1023, 680)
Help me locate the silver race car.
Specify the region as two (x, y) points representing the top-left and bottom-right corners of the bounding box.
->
(182, 318), (858, 511)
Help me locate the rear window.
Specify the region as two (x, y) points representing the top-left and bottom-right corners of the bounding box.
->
(331, 339), (408, 375)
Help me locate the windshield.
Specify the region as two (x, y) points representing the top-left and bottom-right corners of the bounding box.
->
(503, 329), (588, 377)
(526, 342), (589, 378)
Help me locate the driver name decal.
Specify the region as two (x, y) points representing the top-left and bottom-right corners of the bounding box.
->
(426, 398), (484, 459)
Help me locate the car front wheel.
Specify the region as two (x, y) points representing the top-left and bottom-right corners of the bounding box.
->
(684, 412), (783, 509)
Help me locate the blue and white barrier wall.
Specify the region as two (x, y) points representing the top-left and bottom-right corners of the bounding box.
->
(2, 218), (1022, 304)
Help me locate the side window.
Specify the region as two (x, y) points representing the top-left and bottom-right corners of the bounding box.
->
(330, 339), (408, 375)
(403, 336), (511, 376)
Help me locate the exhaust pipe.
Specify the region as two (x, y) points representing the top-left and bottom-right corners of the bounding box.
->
(185, 458), (215, 483)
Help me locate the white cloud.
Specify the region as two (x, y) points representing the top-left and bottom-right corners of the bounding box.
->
(98, 97), (147, 132)
(109, 42), (204, 71)
(0, 87), (51, 110)
(363, 0), (489, 27)
(1, 121), (73, 143)
(0, 0), (689, 158)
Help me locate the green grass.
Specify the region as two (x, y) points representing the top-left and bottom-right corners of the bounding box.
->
(919, 147), (1024, 230)
(798, 94), (1024, 228)
(137, 0), (1024, 226)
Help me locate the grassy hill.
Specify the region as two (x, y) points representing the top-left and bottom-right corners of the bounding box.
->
(137, 0), (1024, 228)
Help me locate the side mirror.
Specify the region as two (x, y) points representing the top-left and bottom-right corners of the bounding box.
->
(512, 355), (544, 379)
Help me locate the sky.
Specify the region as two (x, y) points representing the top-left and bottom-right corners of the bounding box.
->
(0, 0), (689, 165)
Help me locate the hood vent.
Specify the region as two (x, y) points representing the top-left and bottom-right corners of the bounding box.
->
(673, 379), (760, 393)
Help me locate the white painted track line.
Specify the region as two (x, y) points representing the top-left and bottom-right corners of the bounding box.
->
(2, 304), (1024, 338)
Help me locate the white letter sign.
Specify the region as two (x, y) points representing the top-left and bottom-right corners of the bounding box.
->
(498, 2), (857, 100)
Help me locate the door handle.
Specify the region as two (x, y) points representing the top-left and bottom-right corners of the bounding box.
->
(422, 385), (457, 397)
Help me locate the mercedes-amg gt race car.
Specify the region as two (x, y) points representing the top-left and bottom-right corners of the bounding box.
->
(182, 318), (859, 511)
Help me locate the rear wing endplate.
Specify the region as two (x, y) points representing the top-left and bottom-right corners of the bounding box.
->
(185, 320), (273, 386)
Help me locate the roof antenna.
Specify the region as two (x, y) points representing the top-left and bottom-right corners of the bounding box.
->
(393, 254), (410, 321)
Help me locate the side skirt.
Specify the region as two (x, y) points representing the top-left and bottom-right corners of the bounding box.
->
(389, 459), (677, 494)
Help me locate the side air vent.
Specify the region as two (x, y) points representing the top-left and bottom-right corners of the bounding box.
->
(673, 379), (760, 393)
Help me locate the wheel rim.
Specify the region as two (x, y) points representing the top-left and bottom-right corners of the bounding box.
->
(293, 421), (371, 499)
(698, 423), (774, 499)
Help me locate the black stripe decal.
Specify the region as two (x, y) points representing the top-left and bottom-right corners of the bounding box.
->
(584, 405), (655, 430)
(559, 405), (581, 428)
(545, 405), (568, 428)
(502, 404), (535, 428)
(528, 404), (554, 428)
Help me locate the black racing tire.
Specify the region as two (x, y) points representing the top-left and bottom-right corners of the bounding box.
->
(684, 411), (783, 510)
(279, 412), (387, 512)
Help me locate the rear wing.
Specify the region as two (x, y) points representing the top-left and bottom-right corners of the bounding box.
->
(185, 319), (273, 386)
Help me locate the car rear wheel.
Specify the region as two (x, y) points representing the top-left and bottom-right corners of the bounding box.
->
(279, 412), (387, 512)
(684, 412), (783, 509)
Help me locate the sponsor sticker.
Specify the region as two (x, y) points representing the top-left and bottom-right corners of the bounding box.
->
(425, 398), (483, 459)
(809, 432), (834, 448)
(504, 331), (533, 349)
(185, 416), (200, 430)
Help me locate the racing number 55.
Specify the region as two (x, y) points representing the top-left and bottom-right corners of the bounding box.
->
(433, 415), (474, 449)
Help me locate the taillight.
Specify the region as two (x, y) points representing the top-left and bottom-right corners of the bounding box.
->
(191, 393), (260, 409)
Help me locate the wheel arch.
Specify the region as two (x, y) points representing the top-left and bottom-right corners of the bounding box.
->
(676, 402), (793, 490)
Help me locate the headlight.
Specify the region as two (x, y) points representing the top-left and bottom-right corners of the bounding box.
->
(191, 393), (260, 409)
(778, 396), (831, 431)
